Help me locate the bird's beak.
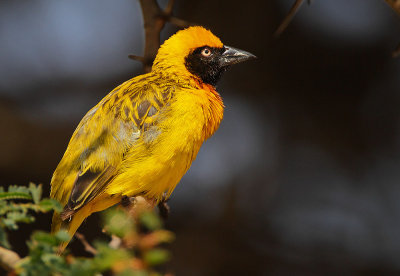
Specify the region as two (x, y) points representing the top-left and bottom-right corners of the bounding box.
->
(219, 46), (256, 67)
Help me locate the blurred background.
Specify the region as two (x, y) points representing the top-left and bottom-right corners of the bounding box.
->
(1, 0), (400, 275)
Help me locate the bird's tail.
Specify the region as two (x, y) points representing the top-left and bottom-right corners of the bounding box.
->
(51, 194), (122, 253)
(51, 207), (91, 253)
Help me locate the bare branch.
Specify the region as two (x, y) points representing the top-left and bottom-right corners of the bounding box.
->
(133, 0), (193, 72)
(164, 0), (175, 15)
(384, 1), (400, 57)
(0, 246), (20, 272)
(128, 54), (146, 63)
(167, 16), (193, 28)
(138, 0), (165, 72)
(75, 232), (98, 255)
(274, 0), (306, 37)
(385, 0), (400, 16)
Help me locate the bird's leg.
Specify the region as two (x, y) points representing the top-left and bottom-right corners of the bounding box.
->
(120, 195), (157, 219)
(158, 194), (170, 220)
(121, 195), (135, 207)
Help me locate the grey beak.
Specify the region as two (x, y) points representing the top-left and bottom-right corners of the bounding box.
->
(219, 46), (256, 67)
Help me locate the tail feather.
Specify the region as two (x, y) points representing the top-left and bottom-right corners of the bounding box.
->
(51, 193), (122, 253)
(51, 208), (91, 253)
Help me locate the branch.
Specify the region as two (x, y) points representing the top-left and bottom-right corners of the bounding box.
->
(384, 1), (400, 57)
(275, 1), (400, 57)
(274, 0), (306, 37)
(127, 54), (145, 63)
(130, 0), (193, 72)
(165, 16), (193, 28)
(0, 246), (20, 272)
(275, 0), (400, 37)
(385, 0), (400, 16)
(136, 0), (164, 72)
(75, 232), (98, 255)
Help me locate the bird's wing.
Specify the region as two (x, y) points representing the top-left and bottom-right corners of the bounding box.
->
(50, 75), (175, 218)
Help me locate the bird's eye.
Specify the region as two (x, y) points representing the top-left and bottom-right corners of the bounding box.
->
(201, 48), (212, 57)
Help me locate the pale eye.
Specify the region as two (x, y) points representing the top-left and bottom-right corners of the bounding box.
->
(201, 47), (212, 57)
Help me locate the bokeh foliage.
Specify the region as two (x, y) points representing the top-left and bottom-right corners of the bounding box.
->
(0, 183), (174, 276)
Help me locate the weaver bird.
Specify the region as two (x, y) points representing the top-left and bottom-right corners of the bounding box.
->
(50, 26), (255, 251)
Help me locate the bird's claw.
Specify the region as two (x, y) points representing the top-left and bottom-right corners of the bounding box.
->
(121, 195), (136, 207)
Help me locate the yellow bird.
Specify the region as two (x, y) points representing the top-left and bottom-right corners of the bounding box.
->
(50, 26), (255, 251)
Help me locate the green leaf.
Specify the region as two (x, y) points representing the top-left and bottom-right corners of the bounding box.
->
(103, 208), (135, 237)
(117, 269), (148, 276)
(79, 242), (132, 274)
(39, 198), (62, 212)
(143, 248), (170, 266)
(55, 230), (70, 242)
(32, 231), (58, 246)
(41, 252), (62, 266)
(139, 211), (162, 231)
(3, 210), (35, 230)
(29, 183), (42, 204)
(2, 218), (17, 230)
(8, 185), (30, 194)
(68, 259), (95, 276)
(0, 201), (7, 215)
(0, 227), (11, 248)
(7, 211), (35, 223)
(0, 192), (32, 201)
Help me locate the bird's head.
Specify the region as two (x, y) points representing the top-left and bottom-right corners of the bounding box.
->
(152, 26), (255, 86)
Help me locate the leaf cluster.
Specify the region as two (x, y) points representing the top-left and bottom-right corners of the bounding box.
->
(0, 183), (61, 248)
(0, 183), (174, 276)
(16, 209), (174, 276)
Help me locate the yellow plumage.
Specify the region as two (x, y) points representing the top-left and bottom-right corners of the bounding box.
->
(50, 26), (254, 251)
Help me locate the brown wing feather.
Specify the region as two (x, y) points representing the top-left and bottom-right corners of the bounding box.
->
(60, 166), (116, 220)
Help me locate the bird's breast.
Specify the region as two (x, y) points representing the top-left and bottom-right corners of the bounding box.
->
(109, 85), (224, 200)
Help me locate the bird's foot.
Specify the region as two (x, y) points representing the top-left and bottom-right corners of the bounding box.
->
(121, 195), (135, 207)
(121, 195), (169, 220)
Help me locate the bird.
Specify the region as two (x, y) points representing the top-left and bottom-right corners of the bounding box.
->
(50, 26), (255, 251)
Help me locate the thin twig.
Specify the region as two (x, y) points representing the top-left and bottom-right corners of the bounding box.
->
(167, 16), (193, 28)
(0, 246), (20, 272)
(75, 232), (98, 255)
(274, 0), (305, 37)
(384, 0), (400, 57)
(128, 54), (146, 63)
(385, 0), (400, 16)
(158, 0), (193, 28)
